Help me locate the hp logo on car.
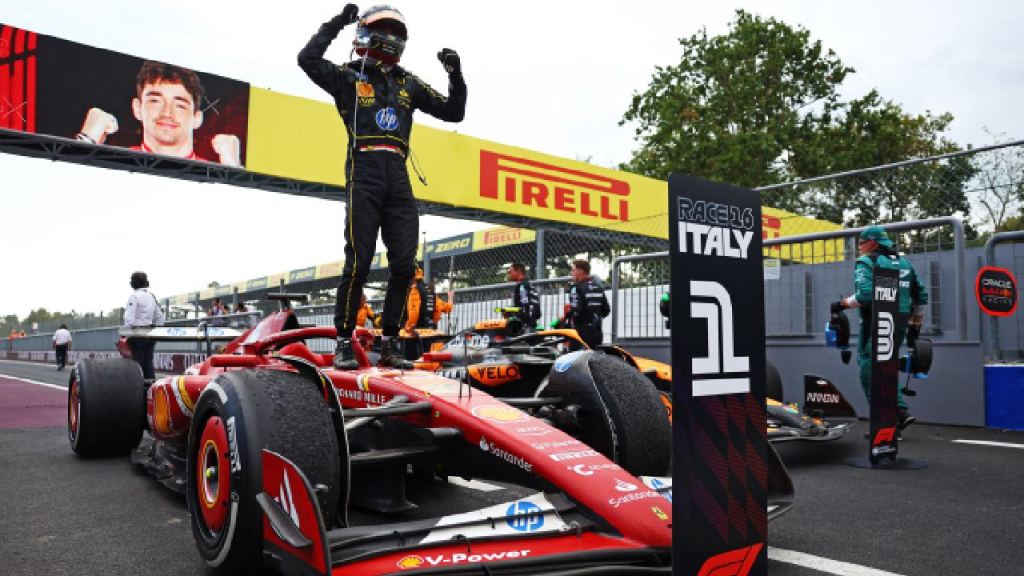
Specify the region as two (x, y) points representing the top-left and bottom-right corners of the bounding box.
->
(505, 501), (544, 532)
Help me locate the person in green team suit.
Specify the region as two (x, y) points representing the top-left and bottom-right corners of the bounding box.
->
(835, 226), (928, 432)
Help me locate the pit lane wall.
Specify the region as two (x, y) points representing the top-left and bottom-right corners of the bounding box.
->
(1, 22), (839, 244)
(3, 350), (207, 374)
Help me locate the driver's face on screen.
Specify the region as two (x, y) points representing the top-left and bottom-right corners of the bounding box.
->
(133, 81), (202, 148)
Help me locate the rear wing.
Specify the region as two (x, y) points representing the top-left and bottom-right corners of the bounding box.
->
(118, 326), (243, 342)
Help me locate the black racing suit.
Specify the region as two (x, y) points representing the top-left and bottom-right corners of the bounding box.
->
(298, 15), (467, 338)
(511, 279), (541, 333)
(567, 276), (611, 349)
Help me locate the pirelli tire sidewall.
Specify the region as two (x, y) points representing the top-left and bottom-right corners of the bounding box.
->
(542, 351), (671, 476)
(186, 370), (341, 573)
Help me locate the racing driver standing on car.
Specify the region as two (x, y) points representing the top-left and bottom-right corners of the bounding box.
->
(299, 4), (466, 369)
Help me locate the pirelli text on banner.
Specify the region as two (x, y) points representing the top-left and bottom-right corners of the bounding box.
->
(480, 150), (630, 223)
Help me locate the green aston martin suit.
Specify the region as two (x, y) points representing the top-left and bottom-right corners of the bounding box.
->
(852, 250), (928, 409)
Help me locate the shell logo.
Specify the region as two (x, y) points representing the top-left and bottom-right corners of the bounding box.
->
(472, 404), (528, 423)
(396, 555), (424, 569)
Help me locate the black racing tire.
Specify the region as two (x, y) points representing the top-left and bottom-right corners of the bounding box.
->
(186, 369), (342, 574)
(544, 352), (671, 477)
(68, 358), (145, 456)
(766, 361), (783, 401)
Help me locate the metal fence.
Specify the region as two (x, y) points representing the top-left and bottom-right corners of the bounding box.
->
(292, 277), (583, 353)
(610, 218), (968, 342)
(9, 142), (1024, 358)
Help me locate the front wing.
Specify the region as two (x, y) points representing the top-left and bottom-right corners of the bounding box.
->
(259, 450), (672, 576)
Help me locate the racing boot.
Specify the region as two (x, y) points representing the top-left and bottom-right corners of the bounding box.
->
(898, 408), (917, 431)
(332, 337), (359, 370)
(378, 336), (413, 370)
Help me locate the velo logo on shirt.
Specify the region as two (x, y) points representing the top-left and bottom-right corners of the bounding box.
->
(375, 107), (399, 131)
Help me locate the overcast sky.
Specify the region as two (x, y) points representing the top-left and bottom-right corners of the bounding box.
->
(2, 1), (1023, 319)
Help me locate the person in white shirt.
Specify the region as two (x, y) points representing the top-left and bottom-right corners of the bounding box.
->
(124, 271), (166, 379)
(52, 324), (72, 371)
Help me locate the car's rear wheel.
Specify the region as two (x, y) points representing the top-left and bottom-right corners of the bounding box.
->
(540, 351), (671, 476)
(186, 369), (342, 574)
(68, 358), (145, 456)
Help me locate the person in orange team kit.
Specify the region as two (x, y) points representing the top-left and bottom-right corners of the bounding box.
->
(356, 293), (380, 328)
(403, 266), (452, 333)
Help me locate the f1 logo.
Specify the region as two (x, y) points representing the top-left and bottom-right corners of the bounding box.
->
(690, 280), (750, 396)
(876, 312), (894, 361)
(872, 427), (897, 446)
(697, 543), (763, 576)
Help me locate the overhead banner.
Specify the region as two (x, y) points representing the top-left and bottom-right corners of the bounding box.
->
(473, 227), (537, 250)
(2, 22), (841, 243)
(669, 174), (767, 575)
(164, 225), (538, 303)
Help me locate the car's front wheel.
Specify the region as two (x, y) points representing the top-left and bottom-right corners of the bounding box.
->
(540, 351), (671, 476)
(186, 369), (342, 574)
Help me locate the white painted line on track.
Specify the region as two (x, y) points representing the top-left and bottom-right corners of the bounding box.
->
(0, 371), (67, 391)
(446, 477), (504, 492)
(769, 548), (907, 576)
(952, 439), (1024, 450)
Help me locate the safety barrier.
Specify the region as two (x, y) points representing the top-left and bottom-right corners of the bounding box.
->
(609, 217), (968, 342)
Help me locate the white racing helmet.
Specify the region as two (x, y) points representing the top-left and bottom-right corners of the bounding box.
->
(353, 5), (407, 64)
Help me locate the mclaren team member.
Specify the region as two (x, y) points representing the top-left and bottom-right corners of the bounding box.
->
(124, 271), (166, 380)
(558, 259), (611, 349)
(404, 266), (453, 333)
(298, 3), (466, 369)
(356, 293), (380, 328)
(507, 262), (541, 335)
(834, 226), (927, 432)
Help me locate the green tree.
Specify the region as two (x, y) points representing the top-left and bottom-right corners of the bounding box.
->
(621, 10), (972, 225)
(1, 314), (20, 336)
(24, 308), (54, 325)
(791, 91), (973, 225)
(621, 10), (851, 189)
(969, 130), (1024, 232)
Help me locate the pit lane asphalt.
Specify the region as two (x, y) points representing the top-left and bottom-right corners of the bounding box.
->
(1, 359), (1022, 576)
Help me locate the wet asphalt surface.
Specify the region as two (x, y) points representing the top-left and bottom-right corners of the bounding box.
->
(1, 359), (1022, 575)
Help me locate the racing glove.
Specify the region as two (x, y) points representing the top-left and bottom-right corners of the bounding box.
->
(437, 48), (461, 75)
(907, 322), (921, 349)
(326, 3), (360, 34)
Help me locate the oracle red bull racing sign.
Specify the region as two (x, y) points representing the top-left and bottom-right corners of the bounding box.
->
(976, 266), (1018, 317)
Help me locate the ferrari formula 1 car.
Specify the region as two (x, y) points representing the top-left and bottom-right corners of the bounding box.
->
(71, 296), (787, 575)
(408, 311), (856, 444)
